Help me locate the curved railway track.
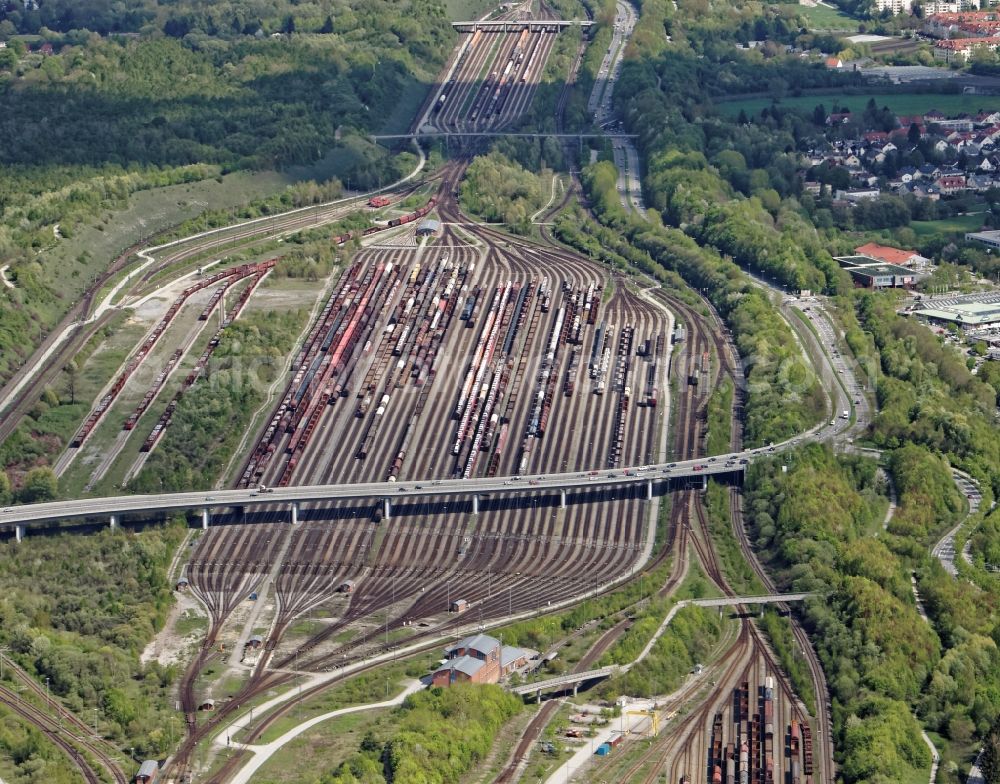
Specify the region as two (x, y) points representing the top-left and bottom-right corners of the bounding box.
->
(0, 682), (126, 784)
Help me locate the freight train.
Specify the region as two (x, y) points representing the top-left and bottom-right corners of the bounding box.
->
(71, 260), (276, 449)
(330, 198), (437, 246)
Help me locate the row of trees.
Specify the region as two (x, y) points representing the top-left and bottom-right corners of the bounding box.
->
(587, 0), (1000, 777)
(562, 163), (826, 447)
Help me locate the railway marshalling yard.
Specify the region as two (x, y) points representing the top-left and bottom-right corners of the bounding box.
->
(0, 4), (837, 784)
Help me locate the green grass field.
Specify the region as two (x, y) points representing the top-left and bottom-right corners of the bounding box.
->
(718, 92), (1000, 119)
(911, 212), (988, 238)
(781, 3), (859, 32)
(444, 0), (499, 19)
(250, 710), (389, 783)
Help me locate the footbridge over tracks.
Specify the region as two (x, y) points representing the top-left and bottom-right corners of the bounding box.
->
(0, 455), (755, 539)
(509, 593), (817, 699)
(451, 20), (595, 32)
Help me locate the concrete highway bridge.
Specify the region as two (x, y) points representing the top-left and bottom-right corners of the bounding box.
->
(373, 133), (639, 140)
(451, 20), (594, 31)
(0, 453), (759, 540)
(510, 593), (815, 698)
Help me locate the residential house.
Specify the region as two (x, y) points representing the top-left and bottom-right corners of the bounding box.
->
(919, 163), (943, 179)
(836, 187), (882, 202)
(936, 173), (968, 193)
(908, 181), (942, 200)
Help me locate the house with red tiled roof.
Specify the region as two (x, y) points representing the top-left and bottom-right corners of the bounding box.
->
(935, 173), (967, 194)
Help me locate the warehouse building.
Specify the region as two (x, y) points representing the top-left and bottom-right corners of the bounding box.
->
(966, 229), (1000, 250)
(835, 255), (918, 288)
(912, 301), (1000, 327)
(847, 263), (917, 289)
(431, 633), (532, 687)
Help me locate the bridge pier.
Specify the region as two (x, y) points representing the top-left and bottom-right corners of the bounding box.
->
(646, 480), (653, 501)
(472, 494), (479, 515)
(14, 524), (24, 543)
(383, 498), (391, 521)
(573, 682), (579, 697)
(536, 689), (542, 703)
(290, 503), (298, 525)
(109, 515), (118, 530)
(702, 475), (708, 491)
(560, 489), (567, 509)
(202, 509), (210, 530)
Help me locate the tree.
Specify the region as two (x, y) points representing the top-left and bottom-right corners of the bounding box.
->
(982, 722), (1000, 783)
(19, 467), (57, 503)
(908, 122), (921, 145)
(64, 360), (78, 404)
(0, 472), (11, 506)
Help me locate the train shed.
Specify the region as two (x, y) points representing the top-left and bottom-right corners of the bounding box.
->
(416, 219), (441, 237)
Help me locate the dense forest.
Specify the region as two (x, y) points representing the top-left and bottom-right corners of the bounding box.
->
(319, 684), (522, 783)
(0, 0), (451, 171)
(460, 152), (548, 234)
(0, 523), (187, 772)
(0, 0), (448, 398)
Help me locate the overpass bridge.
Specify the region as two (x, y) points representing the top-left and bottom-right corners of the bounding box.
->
(1, 454), (755, 540)
(510, 593), (816, 698)
(452, 20), (594, 32)
(373, 132), (638, 140)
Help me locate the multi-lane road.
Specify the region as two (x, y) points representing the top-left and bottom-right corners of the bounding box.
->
(589, 1), (646, 216)
(0, 418), (847, 532)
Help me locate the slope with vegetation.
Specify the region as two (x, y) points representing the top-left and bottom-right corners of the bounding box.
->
(560, 0), (1000, 778)
(0, 523), (187, 765)
(0, 0), (452, 397)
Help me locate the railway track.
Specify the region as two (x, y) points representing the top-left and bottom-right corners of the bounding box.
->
(163, 174), (676, 780)
(0, 654), (128, 783)
(0, 681), (126, 784)
(0, 180), (424, 457)
(490, 273), (727, 781)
